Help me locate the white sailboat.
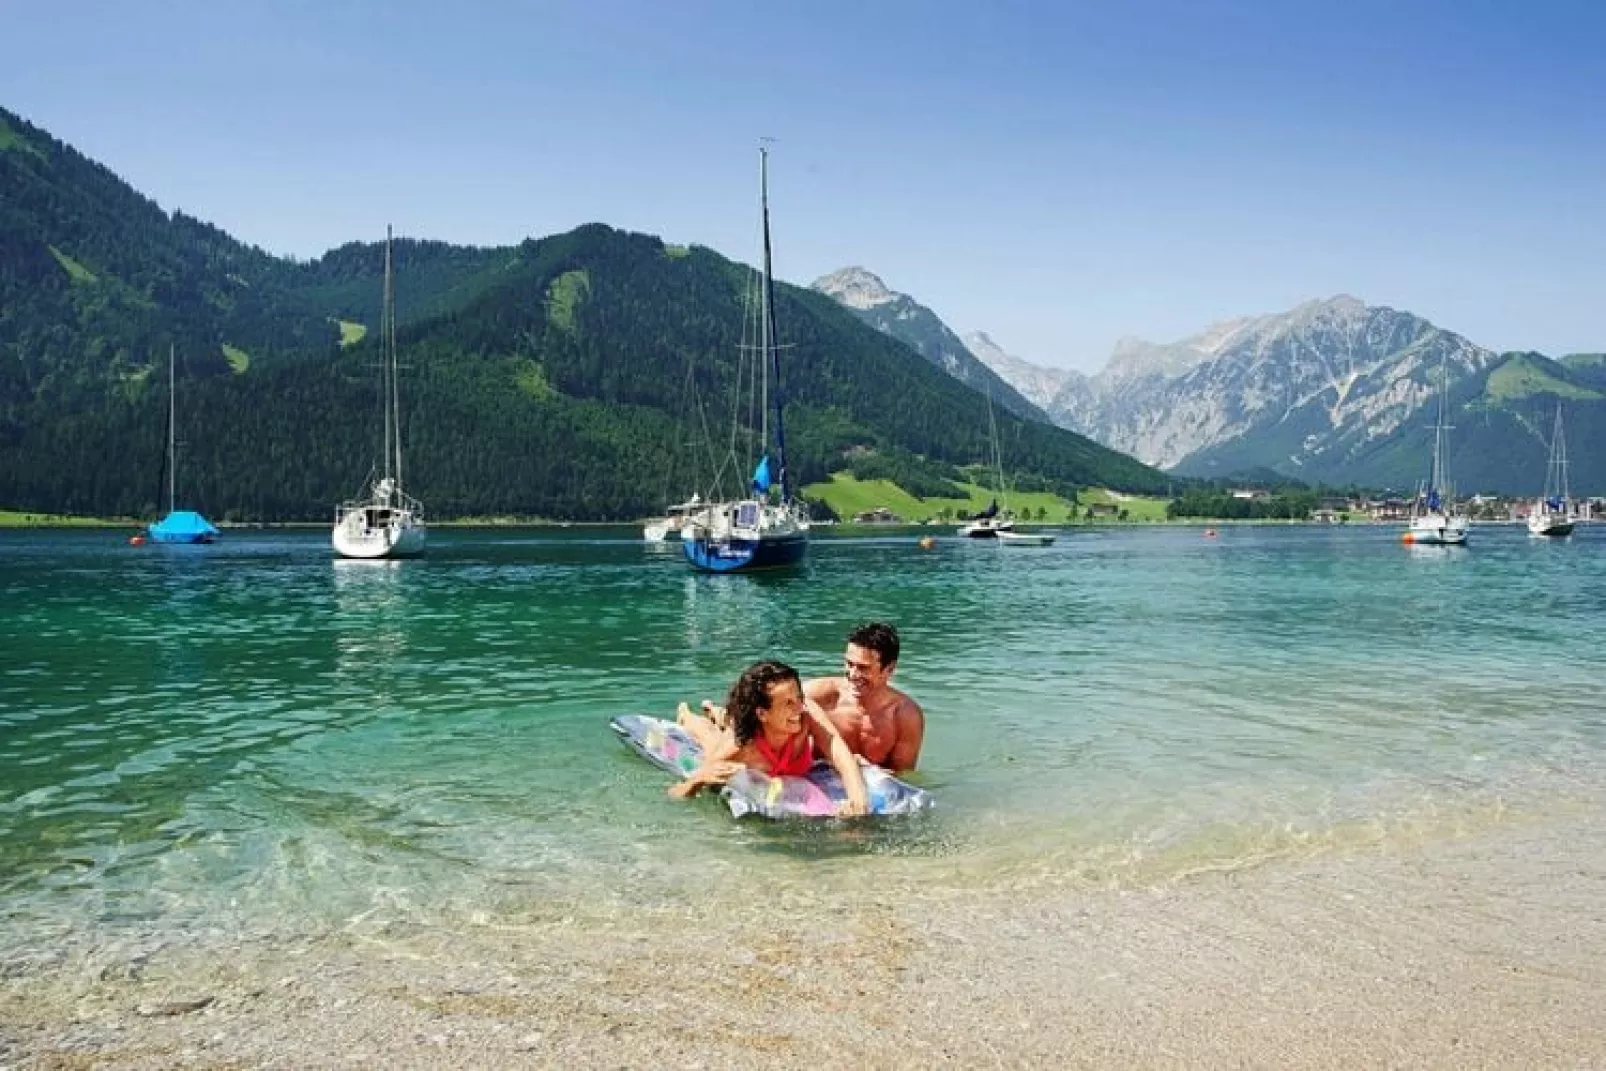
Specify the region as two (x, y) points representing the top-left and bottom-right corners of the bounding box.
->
(145, 344), (219, 544)
(1528, 403), (1576, 537)
(1404, 354), (1468, 546)
(682, 145), (810, 573)
(959, 390), (1016, 538)
(333, 226), (426, 560)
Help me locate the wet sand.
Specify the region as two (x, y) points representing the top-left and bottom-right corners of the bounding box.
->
(4, 812), (1604, 1069)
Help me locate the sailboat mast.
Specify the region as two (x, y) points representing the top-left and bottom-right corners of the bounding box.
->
(1558, 407), (1568, 501)
(167, 343), (176, 514)
(988, 390), (1008, 512)
(1549, 403), (1569, 502)
(382, 226), (396, 488)
(1430, 354), (1448, 494)
(388, 225), (403, 493)
(758, 143), (786, 497)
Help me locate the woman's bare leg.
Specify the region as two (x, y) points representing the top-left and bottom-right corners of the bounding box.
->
(676, 701), (730, 753)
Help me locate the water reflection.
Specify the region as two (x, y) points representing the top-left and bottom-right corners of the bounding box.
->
(331, 559), (412, 693)
(677, 569), (806, 655)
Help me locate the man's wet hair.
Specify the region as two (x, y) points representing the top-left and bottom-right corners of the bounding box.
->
(727, 660), (802, 745)
(848, 622), (899, 669)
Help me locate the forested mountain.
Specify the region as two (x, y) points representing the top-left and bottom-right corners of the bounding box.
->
(0, 105), (1166, 520)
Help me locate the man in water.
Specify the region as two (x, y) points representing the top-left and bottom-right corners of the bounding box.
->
(805, 621), (925, 773)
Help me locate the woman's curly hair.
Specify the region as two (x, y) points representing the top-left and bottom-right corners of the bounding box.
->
(727, 660), (801, 746)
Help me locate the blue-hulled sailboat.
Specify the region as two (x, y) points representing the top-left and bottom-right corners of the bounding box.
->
(683, 145), (809, 573)
(1528, 403), (1576, 537)
(146, 345), (218, 544)
(1404, 353), (1468, 546)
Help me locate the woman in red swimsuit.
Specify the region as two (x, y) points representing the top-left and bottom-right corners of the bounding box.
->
(669, 660), (869, 816)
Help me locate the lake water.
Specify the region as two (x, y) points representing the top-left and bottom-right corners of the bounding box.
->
(2, 523), (1604, 967)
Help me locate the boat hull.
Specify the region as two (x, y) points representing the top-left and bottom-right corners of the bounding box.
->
(683, 531), (808, 573)
(997, 531), (1056, 546)
(1406, 515), (1468, 545)
(1527, 515), (1576, 538)
(146, 530), (216, 545)
(332, 513), (426, 559)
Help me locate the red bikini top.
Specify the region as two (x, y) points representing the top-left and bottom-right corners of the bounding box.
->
(754, 731), (814, 778)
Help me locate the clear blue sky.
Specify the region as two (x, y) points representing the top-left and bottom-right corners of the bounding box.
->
(5, 0), (1603, 371)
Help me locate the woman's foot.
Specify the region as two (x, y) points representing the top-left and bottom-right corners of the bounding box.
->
(702, 699), (730, 731)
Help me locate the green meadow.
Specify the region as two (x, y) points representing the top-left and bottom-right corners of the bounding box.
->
(802, 473), (1173, 525)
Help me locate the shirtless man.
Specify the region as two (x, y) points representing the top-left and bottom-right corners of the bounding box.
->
(805, 622), (924, 772)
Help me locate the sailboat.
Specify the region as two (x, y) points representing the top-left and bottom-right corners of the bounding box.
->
(959, 391), (1016, 538)
(332, 226), (426, 560)
(145, 344), (219, 544)
(682, 145), (809, 572)
(1528, 403), (1576, 537)
(1404, 354), (1468, 546)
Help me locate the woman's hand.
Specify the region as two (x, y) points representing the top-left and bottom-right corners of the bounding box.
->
(835, 797), (868, 818)
(703, 760), (742, 782)
(667, 759), (742, 799)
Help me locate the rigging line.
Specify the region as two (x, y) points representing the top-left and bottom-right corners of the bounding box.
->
(693, 355), (736, 500)
(167, 343), (176, 514)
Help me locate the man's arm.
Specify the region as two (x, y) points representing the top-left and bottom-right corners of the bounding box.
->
(803, 676), (840, 711)
(886, 695), (925, 773)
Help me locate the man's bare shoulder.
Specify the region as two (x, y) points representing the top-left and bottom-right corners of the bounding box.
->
(890, 686), (924, 716)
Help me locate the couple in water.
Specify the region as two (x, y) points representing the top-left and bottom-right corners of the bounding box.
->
(669, 622), (926, 817)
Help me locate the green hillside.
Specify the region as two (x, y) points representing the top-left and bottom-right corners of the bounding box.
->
(0, 106), (1167, 520)
(1482, 352), (1603, 403)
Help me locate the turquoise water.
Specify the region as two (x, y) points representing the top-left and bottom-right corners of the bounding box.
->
(2, 524), (1604, 958)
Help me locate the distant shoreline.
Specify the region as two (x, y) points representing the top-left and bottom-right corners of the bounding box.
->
(1, 511), (1541, 531)
(0, 513), (603, 530)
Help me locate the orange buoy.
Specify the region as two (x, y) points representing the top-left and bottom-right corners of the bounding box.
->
(129, 534), (146, 546)
(917, 536), (935, 550)
(1401, 532), (1414, 544)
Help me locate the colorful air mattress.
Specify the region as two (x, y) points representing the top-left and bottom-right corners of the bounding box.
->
(610, 713), (933, 819)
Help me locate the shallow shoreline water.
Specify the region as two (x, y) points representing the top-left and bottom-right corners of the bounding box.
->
(4, 808), (1603, 1068)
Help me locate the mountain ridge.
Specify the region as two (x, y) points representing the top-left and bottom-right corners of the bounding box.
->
(965, 295), (1604, 493)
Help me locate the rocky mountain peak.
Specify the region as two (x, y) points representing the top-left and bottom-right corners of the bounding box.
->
(810, 266), (896, 310)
